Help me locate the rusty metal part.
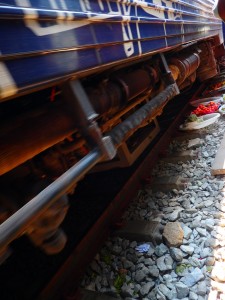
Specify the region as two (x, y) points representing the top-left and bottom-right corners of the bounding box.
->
(169, 64), (180, 81)
(214, 43), (225, 59)
(169, 53), (200, 86)
(145, 65), (160, 83)
(101, 95), (149, 133)
(179, 72), (197, 90)
(108, 84), (179, 146)
(197, 42), (218, 81)
(114, 69), (153, 100)
(0, 103), (76, 176)
(106, 55), (178, 147)
(95, 119), (160, 170)
(87, 81), (123, 116)
(41, 70), (157, 159)
(87, 67), (157, 116)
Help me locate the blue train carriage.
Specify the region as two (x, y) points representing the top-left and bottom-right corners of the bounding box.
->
(0, 0), (223, 99)
(0, 0), (224, 260)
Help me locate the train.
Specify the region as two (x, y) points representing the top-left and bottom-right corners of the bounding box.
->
(0, 0), (224, 276)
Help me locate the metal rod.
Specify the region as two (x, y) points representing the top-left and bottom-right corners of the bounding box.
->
(0, 149), (102, 250)
(109, 84), (179, 146)
(67, 80), (98, 121)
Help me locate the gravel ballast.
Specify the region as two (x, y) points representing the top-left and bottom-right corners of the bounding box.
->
(81, 118), (225, 300)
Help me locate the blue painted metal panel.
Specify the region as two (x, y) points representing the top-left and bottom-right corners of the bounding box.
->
(5, 49), (99, 87)
(0, 0), (222, 100)
(0, 20), (96, 54)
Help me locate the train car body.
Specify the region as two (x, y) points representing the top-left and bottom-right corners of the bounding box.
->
(0, 0), (224, 285)
(0, 0), (223, 100)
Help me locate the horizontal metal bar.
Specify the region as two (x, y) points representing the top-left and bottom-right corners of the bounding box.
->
(0, 149), (102, 250)
(0, 4), (218, 22)
(109, 83), (179, 146)
(0, 27), (221, 62)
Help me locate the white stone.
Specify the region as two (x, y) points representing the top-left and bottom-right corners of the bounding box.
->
(189, 257), (201, 268)
(211, 262), (225, 281)
(208, 290), (217, 300)
(192, 229), (199, 238)
(158, 284), (173, 300)
(187, 138), (203, 149)
(168, 209), (183, 221)
(180, 268), (204, 287)
(189, 291), (198, 300)
(217, 226), (225, 236)
(201, 247), (212, 258)
(155, 243), (169, 257)
(140, 281), (155, 296)
(182, 225), (192, 239)
(204, 199), (213, 207)
(219, 219), (225, 227)
(196, 281), (207, 296)
(196, 228), (207, 237)
(149, 265), (159, 278)
(170, 248), (183, 262)
(175, 282), (189, 299)
(156, 255), (173, 271)
(202, 151), (209, 158)
(212, 279), (224, 292)
(216, 203), (225, 212)
(180, 245), (194, 255)
(205, 257), (215, 266)
(205, 219), (215, 231)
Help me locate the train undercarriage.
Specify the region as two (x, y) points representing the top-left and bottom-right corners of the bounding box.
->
(0, 37), (224, 264)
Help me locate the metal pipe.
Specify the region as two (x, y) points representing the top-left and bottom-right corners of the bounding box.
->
(88, 68), (156, 115)
(0, 149), (102, 250)
(169, 53), (200, 85)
